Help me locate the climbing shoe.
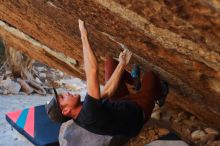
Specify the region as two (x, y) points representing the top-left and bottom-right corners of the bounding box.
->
(131, 64), (141, 91)
(155, 80), (169, 107)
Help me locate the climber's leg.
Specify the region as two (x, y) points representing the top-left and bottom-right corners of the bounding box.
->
(121, 70), (166, 121)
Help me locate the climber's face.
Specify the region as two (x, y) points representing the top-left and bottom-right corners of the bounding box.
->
(57, 92), (81, 116)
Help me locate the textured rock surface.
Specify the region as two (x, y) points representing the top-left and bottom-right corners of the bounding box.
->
(0, 0), (220, 128)
(59, 120), (112, 146)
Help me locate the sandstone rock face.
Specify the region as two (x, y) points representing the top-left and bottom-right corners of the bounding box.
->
(0, 0), (220, 128)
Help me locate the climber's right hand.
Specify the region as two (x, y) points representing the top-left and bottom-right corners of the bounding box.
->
(119, 49), (132, 66)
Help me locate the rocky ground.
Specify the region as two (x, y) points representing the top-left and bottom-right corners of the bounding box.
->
(0, 61), (219, 146)
(125, 104), (220, 146)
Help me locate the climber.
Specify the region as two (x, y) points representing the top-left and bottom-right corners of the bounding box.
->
(46, 19), (169, 138)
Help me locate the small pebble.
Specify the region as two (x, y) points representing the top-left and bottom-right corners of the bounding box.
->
(204, 128), (219, 136)
(191, 130), (206, 141)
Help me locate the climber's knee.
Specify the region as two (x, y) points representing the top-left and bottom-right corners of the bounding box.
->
(141, 70), (157, 88)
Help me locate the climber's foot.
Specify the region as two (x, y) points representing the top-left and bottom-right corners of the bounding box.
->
(131, 64), (141, 91)
(155, 80), (169, 107)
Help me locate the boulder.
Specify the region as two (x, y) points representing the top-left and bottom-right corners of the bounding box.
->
(17, 78), (33, 94)
(59, 120), (113, 146)
(0, 0), (220, 128)
(0, 79), (21, 94)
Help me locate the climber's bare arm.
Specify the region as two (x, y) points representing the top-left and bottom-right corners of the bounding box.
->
(79, 19), (100, 99)
(101, 50), (132, 98)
